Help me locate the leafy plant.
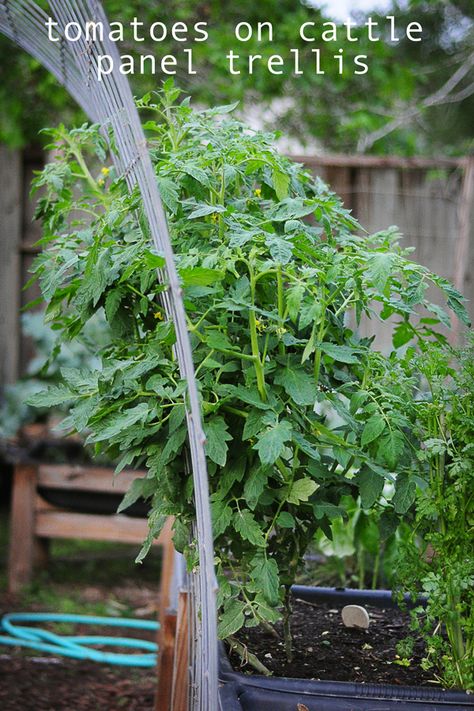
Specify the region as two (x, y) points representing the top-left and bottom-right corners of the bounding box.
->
(310, 490), (411, 590)
(27, 82), (468, 665)
(396, 339), (474, 690)
(0, 311), (109, 439)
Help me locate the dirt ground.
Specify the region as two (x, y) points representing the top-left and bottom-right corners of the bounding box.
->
(0, 508), (162, 711)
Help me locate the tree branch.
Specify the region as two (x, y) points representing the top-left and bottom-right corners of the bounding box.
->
(358, 51), (474, 152)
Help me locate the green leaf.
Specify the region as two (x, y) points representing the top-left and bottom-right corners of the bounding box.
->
(143, 250), (166, 270)
(243, 409), (264, 440)
(243, 468), (268, 509)
(276, 511), (295, 528)
(265, 235), (293, 264)
(211, 500), (233, 538)
(233, 509), (265, 547)
(272, 168), (290, 201)
(287, 477), (318, 504)
(366, 252), (396, 292)
(378, 430), (405, 470)
(180, 163), (210, 187)
(135, 510), (167, 564)
(361, 415), (386, 447)
(320, 343), (361, 364)
(299, 302), (321, 330)
(105, 288), (124, 323)
(358, 467), (385, 509)
(26, 385), (75, 408)
(253, 421), (292, 465)
(90, 403), (149, 442)
(286, 284), (305, 322)
(218, 599), (246, 639)
(180, 267), (224, 287)
(275, 367), (317, 406)
(157, 176), (180, 214)
(205, 417), (233, 467)
(393, 473), (416, 514)
(252, 555), (280, 605)
(188, 204), (226, 220)
(117, 476), (155, 514)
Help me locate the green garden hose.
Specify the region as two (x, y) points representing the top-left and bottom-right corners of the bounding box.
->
(0, 612), (159, 667)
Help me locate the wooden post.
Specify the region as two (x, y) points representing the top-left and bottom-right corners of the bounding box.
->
(452, 157), (474, 344)
(8, 464), (38, 593)
(171, 590), (189, 711)
(155, 517), (178, 711)
(0, 146), (22, 390)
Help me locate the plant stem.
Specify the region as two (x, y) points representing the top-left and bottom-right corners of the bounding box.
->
(227, 636), (272, 675)
(282, 587), (293, 663)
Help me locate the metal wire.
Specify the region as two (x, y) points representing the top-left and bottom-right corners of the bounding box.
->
(0, 3), (219, 710)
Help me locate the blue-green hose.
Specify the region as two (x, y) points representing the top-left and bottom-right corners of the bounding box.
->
(0, 612), (159, 667)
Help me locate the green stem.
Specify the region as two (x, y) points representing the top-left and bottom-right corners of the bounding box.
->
(249, 270), (267, 400)
(227, 636), (272, 675)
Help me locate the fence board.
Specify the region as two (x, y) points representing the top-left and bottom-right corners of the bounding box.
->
(292, 156), (474, 351)
(0, 146), (22, 387)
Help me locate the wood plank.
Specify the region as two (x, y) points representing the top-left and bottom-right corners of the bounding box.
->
(155, 609), (177, 711)
(8, 464), (37, 593)
(289, 154), (466, 170)
(36, 510), (153, 544)
(171, 591), (189, 711)
(37, 464), (146, 494)
(452, 157), (474, 344)
(156, 518), (176, 711)
(0, 145), (22, 388)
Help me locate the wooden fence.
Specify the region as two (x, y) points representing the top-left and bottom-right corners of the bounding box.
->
(0, 149), (473, 389)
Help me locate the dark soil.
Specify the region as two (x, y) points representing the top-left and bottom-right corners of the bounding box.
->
(0, 654), (156, 711)
(231, 598), (436, 687)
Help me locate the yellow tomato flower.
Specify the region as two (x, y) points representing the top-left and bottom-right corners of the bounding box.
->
(210, 213), (219, 223)
(154, 310), (164, 321)
(255, 318), (265, 333)
(254, 188), (262, 198)
(101, 166), (110, 176)
(97, 178), (105, 187)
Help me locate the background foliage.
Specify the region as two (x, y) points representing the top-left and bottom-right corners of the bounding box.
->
(0, 0), (473, 154)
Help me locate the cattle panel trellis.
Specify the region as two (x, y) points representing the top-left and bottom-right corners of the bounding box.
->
(0, 3), (218, 711)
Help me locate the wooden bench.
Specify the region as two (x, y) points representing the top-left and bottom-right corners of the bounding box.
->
(7, 461), (166, 593)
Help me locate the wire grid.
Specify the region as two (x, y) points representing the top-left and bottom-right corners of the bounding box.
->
(0, 2), (218, 709)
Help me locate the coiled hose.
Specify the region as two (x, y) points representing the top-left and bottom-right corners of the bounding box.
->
(0, 612), (159, 667)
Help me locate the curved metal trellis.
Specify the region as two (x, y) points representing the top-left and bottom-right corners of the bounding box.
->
(0, 2), (218, 709)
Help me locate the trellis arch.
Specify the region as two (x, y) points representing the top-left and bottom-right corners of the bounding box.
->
(0, 2), (218, 710)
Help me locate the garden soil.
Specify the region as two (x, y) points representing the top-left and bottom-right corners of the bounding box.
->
(231, 598), (437, 687)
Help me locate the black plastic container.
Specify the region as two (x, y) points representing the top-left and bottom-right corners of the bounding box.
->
(218, 586), (473, 711)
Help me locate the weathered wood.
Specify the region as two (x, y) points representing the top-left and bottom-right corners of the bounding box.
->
(156, 609), (178, 711)
(0, 146), (22, 388)
(156, 517), (177, 711)
(19, 150), (46, 372)
(8, 464), (37, 593)
(171, 590), (190, 711)
(451, 157), (474, 344)
(290, 154), (466, 170)
(35, 509), (153, 544)
(37, 463), (146, 494)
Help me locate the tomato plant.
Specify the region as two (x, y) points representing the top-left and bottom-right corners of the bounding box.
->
(28, 82), (469, 664)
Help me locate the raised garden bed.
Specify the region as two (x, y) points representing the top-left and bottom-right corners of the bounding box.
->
(218, 587), (474, 711)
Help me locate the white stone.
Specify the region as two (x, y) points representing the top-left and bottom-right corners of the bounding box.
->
(341, 604), (370, 629)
